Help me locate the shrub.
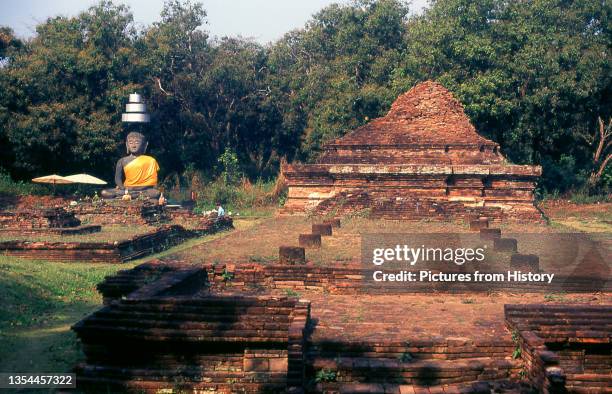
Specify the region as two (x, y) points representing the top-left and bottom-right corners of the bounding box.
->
(219, 147), (242, 186)
(194, 175), (283, 212)
(0, 168), (46, 196)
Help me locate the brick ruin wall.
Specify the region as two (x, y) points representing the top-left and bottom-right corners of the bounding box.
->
(505, 304), (611, 393)
(73, 266), (310, 393)
(98, 262), (610, 305)
(89, 262), (611, 392)
(282, 164), (541, 221)
(0, 218), (233, 263)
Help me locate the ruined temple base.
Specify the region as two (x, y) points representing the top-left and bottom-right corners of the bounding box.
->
(281, 191), (544, 224)
(82, 261), (611, 393)
(0, 218), (233, 263)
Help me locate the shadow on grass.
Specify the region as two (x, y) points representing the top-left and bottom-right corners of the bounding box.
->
(0, 257), (134, 374)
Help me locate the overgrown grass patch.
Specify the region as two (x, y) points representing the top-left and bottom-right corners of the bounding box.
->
(0, 257), (138, 372)
(0, 169), (47, 197)
(0, 258), (134, 330)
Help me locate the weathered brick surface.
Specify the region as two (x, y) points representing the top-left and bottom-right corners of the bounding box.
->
(73, 268), (311, 393)
(279, 246), (306, 265)
(324, 218), (341, 228)
(90, 262), (610, 393)
(0, 218), (233, 263)
(68, 201), (170, 225)
(0, 207), (81, 229)
(299, 233), (322, 248)
(510, 254), (540, 272)
(282, 81), (542, 221)
(505, 304), (612, 393)
(494, 238), (518, 252)
(469, 218), (489, 231)
(312, 223), (333, 236)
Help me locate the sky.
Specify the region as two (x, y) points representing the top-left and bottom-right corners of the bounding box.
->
(0, 0), (428, 44)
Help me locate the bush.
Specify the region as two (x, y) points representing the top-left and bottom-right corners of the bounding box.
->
(194, 175), (283, 212)
(569, 189), (611, 205)
(0, 168), (47, 196)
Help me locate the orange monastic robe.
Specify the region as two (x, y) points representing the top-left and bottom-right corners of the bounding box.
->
(123, 155), (159, 187)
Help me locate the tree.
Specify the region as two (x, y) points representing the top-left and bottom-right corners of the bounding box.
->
(266, 0), (410, 160)
(1, 1), (142, 179)
(394, 0), (611, 192)
(583, 117), (612, 188)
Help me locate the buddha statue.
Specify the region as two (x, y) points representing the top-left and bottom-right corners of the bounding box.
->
(100, 132), (161, 200)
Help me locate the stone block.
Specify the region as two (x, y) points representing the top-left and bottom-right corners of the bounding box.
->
(268, 357), (288, 372)
(469, 218), (489, 231)
(279, 246), (306, 265)
(510, 254), (539, 271)
(323, 218), (341, 228)
(243, 357), (269, 372)
(494, 238), (517, 252)
(479, 228), (501, 240)
(312, 223), (333, 236)
(299, 233), (321, 248)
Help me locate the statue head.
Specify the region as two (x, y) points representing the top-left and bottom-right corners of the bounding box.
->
(126, 132), (148, 155)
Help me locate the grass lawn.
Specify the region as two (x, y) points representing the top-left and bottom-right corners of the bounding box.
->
(0, 257), (139, 374)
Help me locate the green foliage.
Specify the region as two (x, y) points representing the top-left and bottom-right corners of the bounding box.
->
(544, 292), (567, 302)
(221, 268), (234, 282)
(511, 329), (522, 359)
(395, 0), (610, 194)
(284, 289), (300, 297)
(195, 177), (278, 211)
(0, 0), (609, 196)
(315, 369), (337, 383)
(219, 147), (241, 186)
(0, 257), (123, 329)
(0, 168), (46, 196)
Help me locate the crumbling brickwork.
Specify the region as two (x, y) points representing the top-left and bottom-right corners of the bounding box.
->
(73, 267), (310, 393)
(505, 304), (612, 393)
(283, 81), (542, 220)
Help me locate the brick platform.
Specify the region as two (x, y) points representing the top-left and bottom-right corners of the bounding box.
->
(87, 261), (610, 393)
(73, 267), (310, 393)
(0, 218), (233, 263)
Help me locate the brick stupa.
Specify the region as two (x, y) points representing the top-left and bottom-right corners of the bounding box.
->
(282, 81), (542, 221)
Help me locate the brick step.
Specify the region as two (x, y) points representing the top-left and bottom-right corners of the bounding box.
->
(308, 339), (514, 361)
(94, 310), (292, 323)
(76, 364), (287, 380)
(315, 380), (525, 394)
(119, 297), (296, 307)
(506, 305), (612, 313)
(308, 356), (521, 386)
(506, 316), (611, 325)
(112, 304), (296, 314)
(76, 378), (274, 394)
(308, 348), (514, 361)
(81, 316), (291, 331)
(73, 324), (290, 341)
(506, 310), (612, 317)
(566, 373), (612, 384)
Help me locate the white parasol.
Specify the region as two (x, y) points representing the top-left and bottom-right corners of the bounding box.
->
(63, 174), (107, 185)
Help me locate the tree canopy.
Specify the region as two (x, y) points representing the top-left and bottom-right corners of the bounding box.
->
(0, 0), (609, 193)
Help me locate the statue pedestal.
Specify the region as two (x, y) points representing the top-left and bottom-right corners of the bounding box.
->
(69, 200), (168, 226)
